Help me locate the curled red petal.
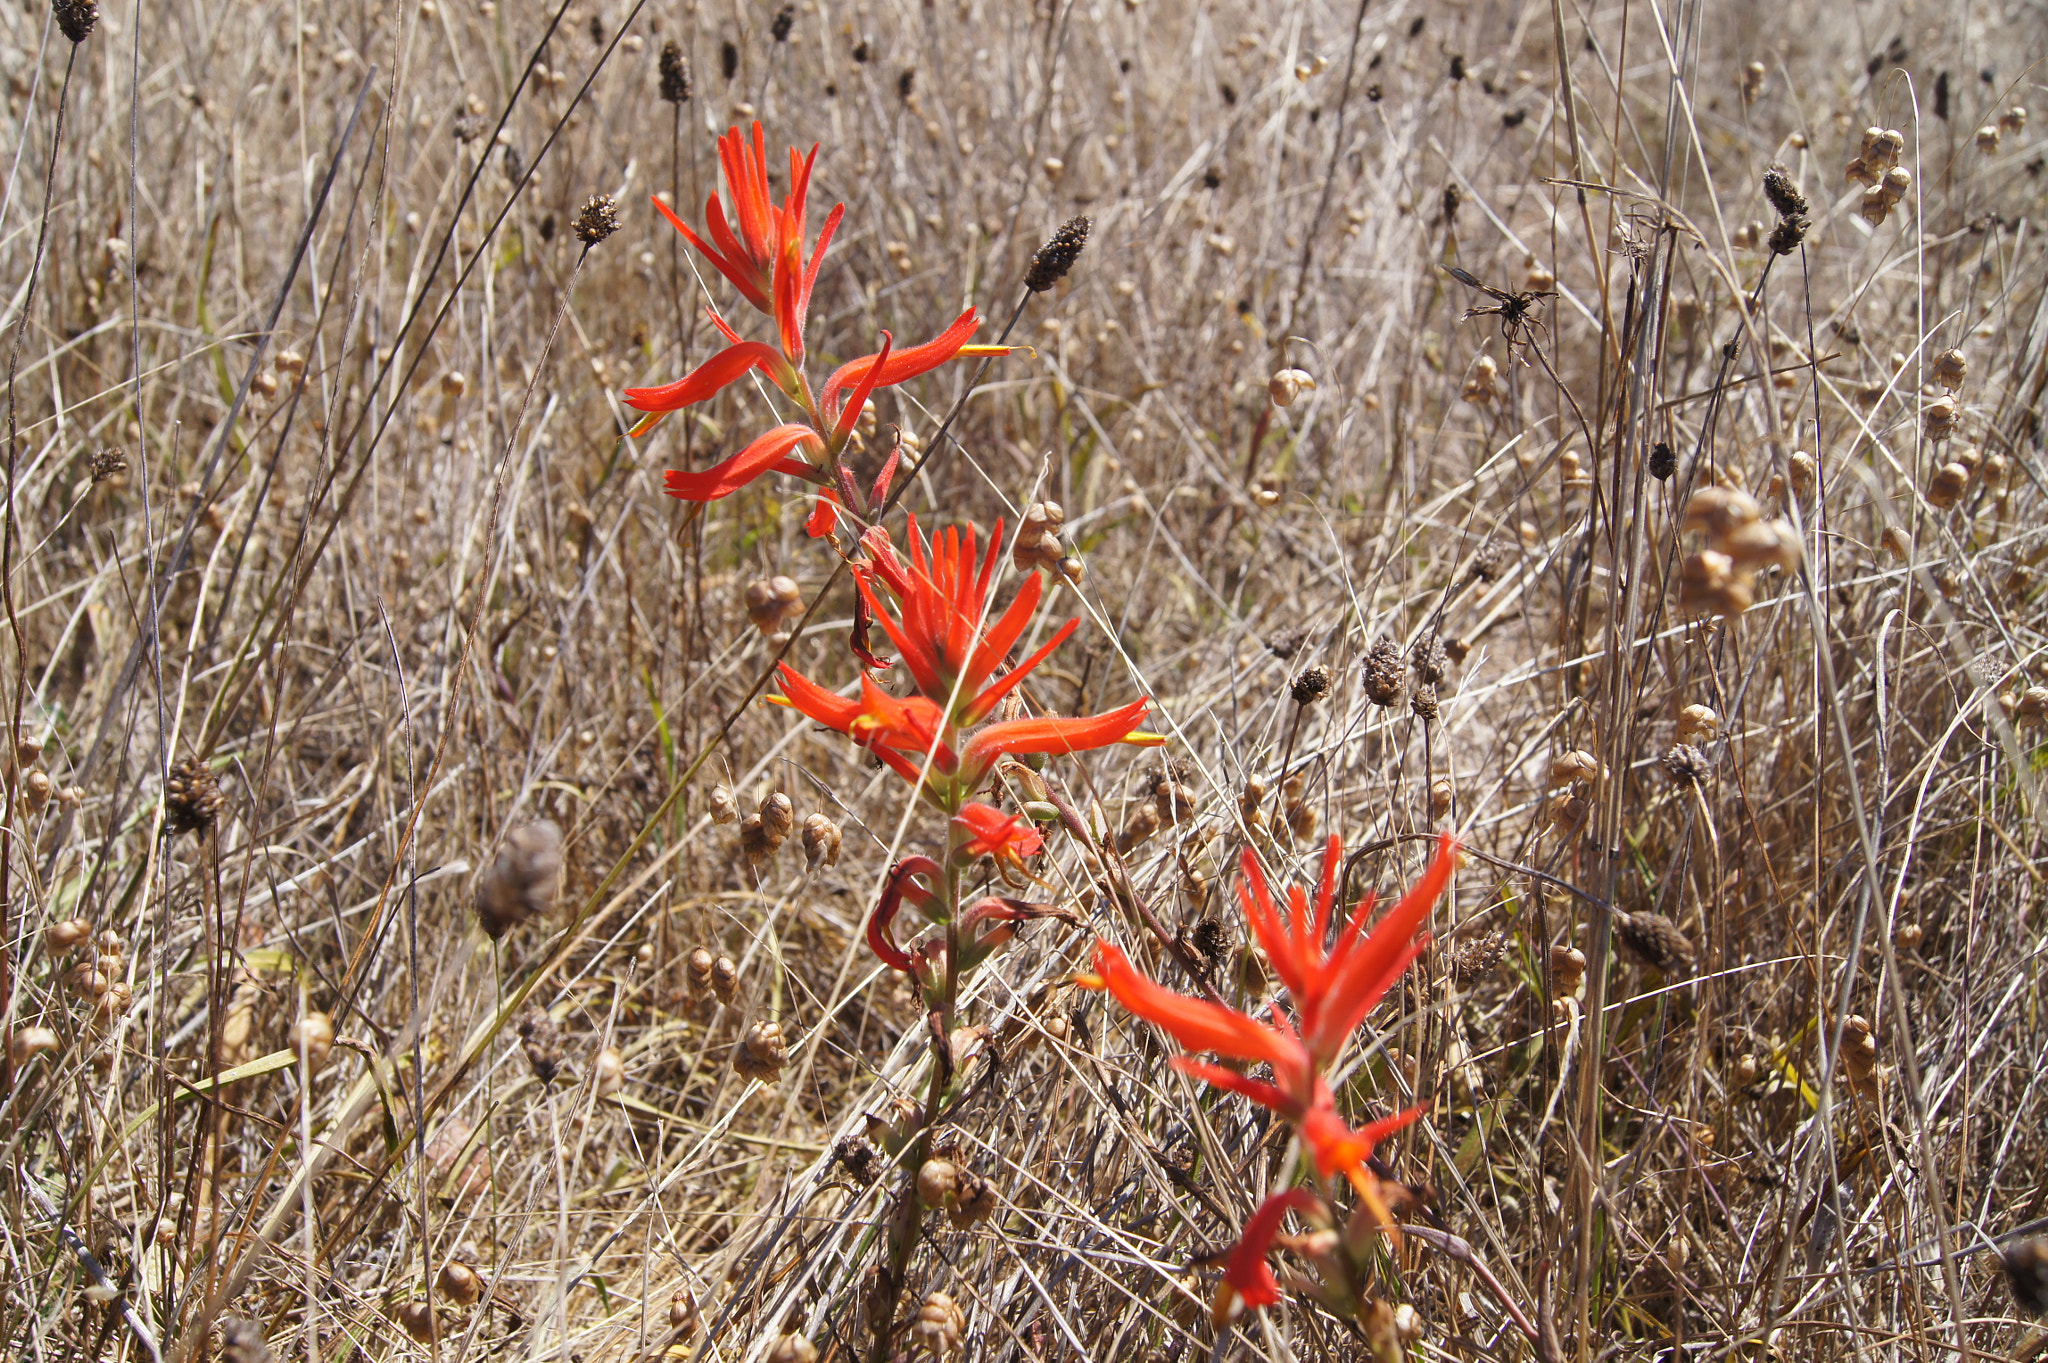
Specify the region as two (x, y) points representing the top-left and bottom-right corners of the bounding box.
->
(1215, 1188), (1323, 1324)
(662, 424), (821, 502)
(868, 857), (940, 971)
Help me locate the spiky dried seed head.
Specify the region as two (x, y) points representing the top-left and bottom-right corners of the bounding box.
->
(437, 1260), (484, 1306)
(1450, 933), (1505, 985)
(658, 40), (692, 102)
(1467, 540), (1506, 583)
(91, 447), (129, 482)
(802, 813), (842, 868)
(769, 5), (794, 40)
(833, 1134), (882, 1186)
(711, 954), (739, 1003)
(219, 1320), (274, 1363)
(1025, 216), (1091, 291)
(519, 1009), (562, 1084)
(913, 1290), (968, 1357)
(734, 1019), (787, 1080)
(1290, 665), (1331, 705)
(573, 194), (619, 246)
(1767, 217), (1805, 255)
(2005, 1238), (2048, 1316)
(53, 0), (98, 42)
(1648, 440), (1677, 481)
(476, 820), (564, 937)
(1663, 744), (1710, 787)
(1615, 912), (1696, 974)
(1363, 639), (1404, 706)
(1410, 685), (1439, 721)
(164, 756), (225, 834)
(1412, 636), (1449, 686)
(764, 1335), (818, 1363)
(1762, 164), (1809, 223)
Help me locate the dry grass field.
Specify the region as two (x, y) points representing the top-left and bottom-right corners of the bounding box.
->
(4, 0), (2048, 1359)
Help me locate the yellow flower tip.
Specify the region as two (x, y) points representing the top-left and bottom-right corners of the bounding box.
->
(627, 409), (667, 439)
(1073, 970), (1107, 990)
(1345, 1166), (1400, 1244)
(764, 694), (793, 709)
(958, 344), (1013, 358)
(1121, 731), (1168, 749)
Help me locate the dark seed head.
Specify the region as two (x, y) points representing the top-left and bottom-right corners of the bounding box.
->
(476, 820), (564, 938)
(897, 67), (915, 99)
(1467, 540), (1506, 583)
(164, 756), (225, 834)
(1412, 636), (1449, 686)
(518, 1009), (561, 1084)
(1762, 164), (1809, 224)
(573, 193), (620, 246)
(1363, 639), (1404, 707)
(658, 40), (692, 103)
(1451, 933), (1505, 985)
(1448, 53), (1466, 82)
(1648, 441), (1677, 480)
(720, 39), (739, 81)
(1191, 918), (1230, 969)
(54, 0), (98, 43)
(219, 1320), (275, 1363)
(770, 5), (794, 41)
(1290, 665), (1332, 705)
(1410, 685), (1439, 721)
(1767, 217), (1806, 256)
(2006, 1237), (2048, 1316)
(587, 13), (604, 44)
(1025, 216), (1091, 292)
(1441, 183), (1463, 224)
(90, 447), (129, 482)
(1615, 911), (1697, 975)
(1662, 743), (1710, 787)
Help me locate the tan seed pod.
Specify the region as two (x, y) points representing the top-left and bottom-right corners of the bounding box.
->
(758, 791), (794, 843)
(1680, 487), (1761, 539)
(1840, 1014), (1881, 1098)
(1114, 799), (1162, 853)
(1925, 462), (1971, 509)
(765, 1335), (818, 1363)
(96, 981), (132, 1021)
(1267, 367), (1316, 407)
(10, 1026), (60, 1065)
(801, 813), (842, 869)
(744, 575), (804, 638)
(1733, 1053), (1760, 1086)
(739, 814), (774, 861)
(1524, 259), (1556, 292)
(668, 1289), (701, 1334)
(708, 784), (739, 824)
(593, 1045), (625, 1097)
(21, 769), (53, 811)
(685, 947), (716, 998)
(2014, 687), (2048, 722)
(1546, 791), (1588, 836)
(1977, 124), (2002, 154)
(1614, 911), (1697, 974)
(1429, 776), (1453, 821)
(1718, 518), (1802, 571)
(711, 955), (739, 1004)
(948, 1169), (999, 1227)
(917, 1158), (961, 1208)
(1844, 155), (1875, 187)
(67, 963), (108, 999)
(1931, 348), (1967, 389)
(1881, 164), (1911, 203)
(913, 1290), (968, 1357)
(44, 918), (92, 952)
(734, 1019), (788, 1080)
(440, 370), (467, 397)
(1550, 944), (1587, 999)
(476, 820), (564, 938)
(291, 1012), (334, 1069)
(1859, 184), (1891, 225)
(2004, 1237), (2048, 1317)
(1677, 703), (1721, 743)
(437, 1260), (485, 1306)
(1550, 749), (1605, 787)
(1284, 795), (1319, 842)
(1238, 774), (1268, 832)
(1894, 922), (1924, 951)
(1787, 450), (1817, 501)
(1923, 393), (1959, 442)
(1677, 550), (1754, 617)
(394, 1301), (439, 1345)
(2002, 105), (2030, 133)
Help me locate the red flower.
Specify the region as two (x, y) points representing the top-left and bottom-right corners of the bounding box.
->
(660, 423), (824, 502)
(1213, 1188), (1322, 1324)
(952, 801), (1045, 868)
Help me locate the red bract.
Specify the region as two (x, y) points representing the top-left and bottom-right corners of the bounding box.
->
(952, 801), (1044, 866)
(1213, 1188), (1322, 1324)
(623, 124), (1012, 515)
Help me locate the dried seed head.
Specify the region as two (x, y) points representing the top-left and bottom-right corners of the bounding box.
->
(913, 1291), (968, 1358)
(734, 1019), (788, 1080)
(9, 1026), (60, 1066)
(1013, 502), (1066, 572)
(164, 756), (225, 834)
(769, 5), (794, 40)
(1363, 639), (1404, 706)
(917, 1158), (961, 1208)
(2002, 105), (2030, 133)
(519, 1009), (562, 1084)
(1267, 367), (1317, 406)
(476, 820), (564, 937)
(758, 791), (794, 842)
(1676, 703), (1720, 743)
(1643, 440), (1676, 481)
(394, 1302), (440, 1345)
(291, 1011), (334, 1069)
(1547, 791), (1588, 836)
(2005, 1238), (2048, 1316)
(1924, 393), (1959, 442)
(1762, 164), (1809, 223)
(573, 194), (620, 246)
(949, 1168), (998, 1226)
(1550, 944), (1587, 998)
(1550, 749), (1605, 786)
(1840, 1014), (1882, 1097)
(708, 784), (739, 824)
(711, 954), (739, 1003)
(216, 1319), (275, 1363)
(1462, 354), (1499, 405)
(832, 1134), (881, 1186)
(54, 0), (98, 42)
(1881, 164), (1912, 203)
(1615, 912), (1697, 974)
(1717, 518), (1802, 572)
(1662, 744), (1710, 787)
(1411, 636), (1449, 686)
(1450, 933), (1505, 985)
(1677, 550), (1754, 617)
(1290, 665), (1331, 705)
(1893, 921), (1924, 951)
(1410, 685), (1439, 721)
(91, 447), (129, 482)
(802, 813), (842, 868)
(669, 1289), (701, 1333)
(1740, 59), (1765, 100)
(744, 575), (804, 638)
(1767, 216), (1805, 255)
(739, 816), (774, 861)
(1025, 216), (1091, 291)
(1429, 776), (1453, 821)
(45, 918), (92, 952)
(1925, 462), (1971, 509)
(437, 1260), (485, 1306)
(686, 947), (715, 998)
(658, 40), (692, 102)
(765, 1335), (818, 1363)
(591, 1045), (624, 1096)
(1932, 347), (1967, 389)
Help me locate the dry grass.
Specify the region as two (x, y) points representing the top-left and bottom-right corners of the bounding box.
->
(4, 0), (2048, 1360)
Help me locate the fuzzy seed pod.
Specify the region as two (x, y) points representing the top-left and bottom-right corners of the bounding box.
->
(802, 813), (842, 869)
(1550, 944), (1587, 998)
(54, 0), (99, 42)
(573, 194), (619, 246)
(476, 820), (564, 938)
(1429, 776), (1453, 821)
(1663, 744), (1710, 788)
(519, 1010), (561, 1084)
(708, 784), (739, 824)
(438, 1260), (485, 1306)
(1925, 462), (1971, 509)
(744, 576), (804, 638)
(1025, 216), (1091, 291)
(1615, 912), (1696, 974)
(2006, 1238), (2048, 1317)
(45, 918), (92, 952)
(1923, 393), (1959, 442)
(592, 1045), (624, 1096)
(734, 1019), (788, 1080)
(658, 40), (692, 102)
(1893, 921), (1925, 951)
(10, 1026), (60, 1066)
(164, 756), (225, 834)
(1932, 348), (1966, 389)
(1267, 367), (1317, 406)
(913, 1291), (968, 1358)
(1450, 934), (1504, 985)
(1762, 163), (1808, 223)
(394, 1302), (439, 1345)
(291, 1012), (334, 1069)
(1550, 750), (1604, 787)
(1363, 639), (1404, 707)
(765, 1336), (818, 1363)
(1461, 354), (1498, 405)
(669, 1289), (701, 1334)
(711, 954), (739, 1003)
(917, 1158), (961, 1208)
(1290, 665), (1331, 705)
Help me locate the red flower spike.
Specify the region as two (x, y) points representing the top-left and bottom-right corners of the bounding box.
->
(1213, 1188), (1325, 1325)
(952, 801), (1044, 865)
(663, 424), (824, 502)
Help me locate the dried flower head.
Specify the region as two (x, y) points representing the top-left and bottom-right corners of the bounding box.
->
(1013, 501), (1065, 572)
(1410, 685), (1439, 721)
(1467, 540), (1507, 583)
(53, 0), (99, 42)
(476, 820), (564, 937)
(573, 193), (620, 245)
(164, 756), (225, 834)
(1648, 440), (1677, 481)
(1411, 636), (1448, 686)
(769, 5), (794, 40)
(91, 447), (129, 482)
(1450, 933), (1505, 985)
(2006, 1237), (2048, 1317)
(658, 40), (692, 102)
(1025, 216), (1091, 291)
(734, 1019), (788, 1080)
(1663, 743), (1710, 787)
(1614, 911), (1696, 974)
(1289, 665), (1331, 705)
(219, 1320), (274, 1363)
(1363, 638), (1404, 706)
(1767, 217), (1805, 255)
(519, 1009), (562, 1083)
(1762, 164), (1808, 223)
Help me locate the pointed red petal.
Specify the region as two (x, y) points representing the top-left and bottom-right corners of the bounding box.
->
(1081, 941), (1303, 1075)
(663, 423), (820, 502)
(819, 307), (982, 417)
(1308, 833), (1457, 1061)
(961, 697), (1150, 769)
(830, 330), (894, 448)
(960, 617), (1075, 727)
(624, 340), (784, 413)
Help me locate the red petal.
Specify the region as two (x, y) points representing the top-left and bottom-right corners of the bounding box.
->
(1219, 1189), (1322, 1321)
(820, 307), (982, 420)
(775, 663), (862, 732)
(624, 340), (785, 413)
(1082, 941), (1303, 1076)
(959, 698), (1150, 785)
(1308, 832), (1457, 1061)
(662, 423), (820, 502)
(830, 330), (895, 449)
